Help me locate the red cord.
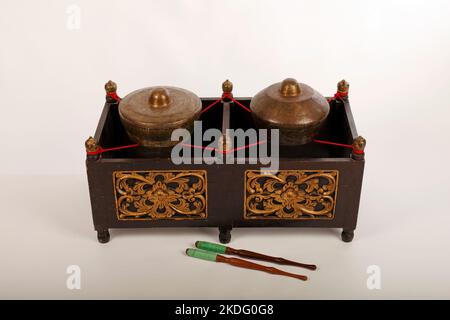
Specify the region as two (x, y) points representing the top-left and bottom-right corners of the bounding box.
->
(313, 139), (364, 154)
(200, 98), (222, 114)
(87, 143), (139, 155)
(97, 91), (357, 156)
(180, 140), (266, 155)
(327, 91), (348, 103)
(201, 93), (253, 114)
(229, 96), (252, 113)
(222, 92), (232, 100)
(107, 92), (121, 102)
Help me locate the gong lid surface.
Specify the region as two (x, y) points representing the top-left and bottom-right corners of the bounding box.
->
(119, 86), (202, 128)
(250, 78), (329, 128)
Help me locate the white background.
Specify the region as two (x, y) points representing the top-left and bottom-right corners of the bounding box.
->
(1, 0), (450, 299)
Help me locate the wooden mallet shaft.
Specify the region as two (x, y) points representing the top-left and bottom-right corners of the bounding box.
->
(195, 241), (317, 271)
(186, 248), (307, 281)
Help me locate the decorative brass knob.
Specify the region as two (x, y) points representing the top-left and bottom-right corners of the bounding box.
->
(352, 136), (366, 153)
(104, 80), (117, 93)
(85, 136), (99, 153)
(337, 79), (349, 94)
(222, 79), (233, 94)
(148, 88), (171, 108)
(280, 78), (301, 97)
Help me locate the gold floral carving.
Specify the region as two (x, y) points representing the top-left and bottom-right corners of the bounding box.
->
(244, 170), (338, 220)
(113, 171), (207, 220)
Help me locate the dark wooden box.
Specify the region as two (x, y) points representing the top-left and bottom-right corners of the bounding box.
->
(86, 91), (365, 244)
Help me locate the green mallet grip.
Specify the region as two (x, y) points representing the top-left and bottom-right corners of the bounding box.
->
(186, 248), (218, 262)
(195, 241), (227, 254)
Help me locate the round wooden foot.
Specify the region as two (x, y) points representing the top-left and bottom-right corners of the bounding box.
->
(219, 226), (232, 244)
(97, 230), (110, 244)
(341, 229), (354, 242)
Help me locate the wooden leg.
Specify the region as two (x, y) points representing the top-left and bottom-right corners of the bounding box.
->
(341, 229), (354, 242)
(218, 226), (232, 244)
(97, 229), (110, 244)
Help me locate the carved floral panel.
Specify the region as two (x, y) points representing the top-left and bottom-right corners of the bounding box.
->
(244, 170), (338, 220)
(113, 170), (207, 220)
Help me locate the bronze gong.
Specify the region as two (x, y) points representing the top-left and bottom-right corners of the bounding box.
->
(250, 78), (329, 145)
(119, 86), (202, 147)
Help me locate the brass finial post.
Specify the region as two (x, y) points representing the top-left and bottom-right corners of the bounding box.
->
(220, 80), (233, 154)
(222, 79), (233, 101)
(105, 80), (120, 103)
(352, 135), (366, 160)
(85, 136), (101, 160)
(218, 79), (233, 155)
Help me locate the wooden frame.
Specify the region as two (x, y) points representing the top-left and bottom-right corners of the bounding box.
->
(86, 95), (365, 244)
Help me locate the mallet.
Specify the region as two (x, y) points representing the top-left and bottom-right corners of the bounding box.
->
(195, 241), (316, 271)
(186, 248), (307, 281)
